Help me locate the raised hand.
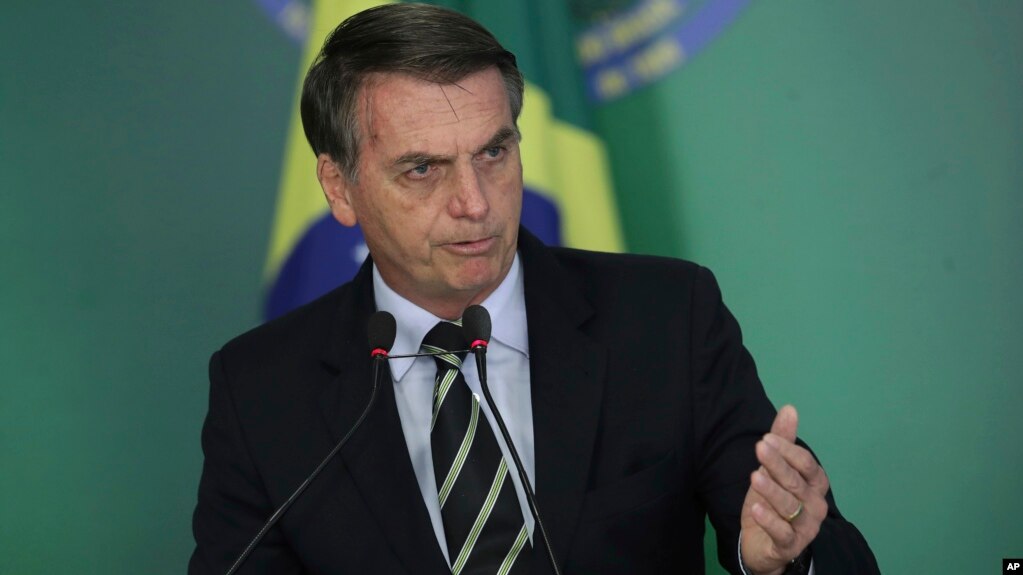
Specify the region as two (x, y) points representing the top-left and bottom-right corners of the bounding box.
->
(739, 405), (830, 575)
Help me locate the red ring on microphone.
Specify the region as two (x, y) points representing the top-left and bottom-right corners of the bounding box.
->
(470, 339), (488, 349)
(370, 348), (389, 358)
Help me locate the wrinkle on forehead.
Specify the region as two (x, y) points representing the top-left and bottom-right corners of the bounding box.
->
(439, 84), (460, 121)
(369, 78), (486, 134)
(360, 71), (508, 158)
(440, 81), (477, 121)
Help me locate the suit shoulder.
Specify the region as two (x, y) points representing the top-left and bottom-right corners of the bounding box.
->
(548, 246), (710, 288)
(540, 247), (729, 325)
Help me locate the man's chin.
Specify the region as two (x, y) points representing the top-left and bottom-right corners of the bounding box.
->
(445, 264), (508, 301)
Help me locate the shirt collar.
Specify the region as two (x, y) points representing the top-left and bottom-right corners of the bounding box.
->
(373, 253), (528, 381)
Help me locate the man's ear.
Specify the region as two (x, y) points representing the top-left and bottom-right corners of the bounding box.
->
(317, 153), (358, 227)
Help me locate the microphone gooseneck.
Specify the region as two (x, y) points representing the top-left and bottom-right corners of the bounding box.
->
(462, 305), (562, 575)
(223, 311), (396, 575)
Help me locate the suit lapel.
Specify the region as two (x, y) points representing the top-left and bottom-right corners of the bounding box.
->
(519, 231), (607, 574)
(317, 260), (450, 575)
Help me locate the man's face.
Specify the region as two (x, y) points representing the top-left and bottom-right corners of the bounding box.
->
(321, 67), (523, 316)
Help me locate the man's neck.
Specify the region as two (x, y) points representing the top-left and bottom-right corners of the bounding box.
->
(375, 268), (514, 321)
(402, 290), (496, 322)
(372, 254), (526, 381)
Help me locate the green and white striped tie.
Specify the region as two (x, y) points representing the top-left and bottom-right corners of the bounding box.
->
(423, 320), (531, 575)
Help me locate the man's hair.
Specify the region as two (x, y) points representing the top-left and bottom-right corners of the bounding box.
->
(300, 3), (524, 182)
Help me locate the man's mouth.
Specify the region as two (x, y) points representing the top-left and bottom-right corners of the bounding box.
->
(441, 236), (496, 255)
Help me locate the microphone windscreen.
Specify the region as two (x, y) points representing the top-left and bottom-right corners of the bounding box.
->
(367, 311), (397, 352)
(462, 305), (492, 344)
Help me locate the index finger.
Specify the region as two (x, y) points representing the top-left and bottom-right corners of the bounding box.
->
(763, 433), (830, 493)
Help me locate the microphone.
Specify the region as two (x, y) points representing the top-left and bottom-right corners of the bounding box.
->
(462, 305), (562, 575)
(368, 311), (396, 359)
(463, 304), (491, 352)
(224, 311), (396, 575)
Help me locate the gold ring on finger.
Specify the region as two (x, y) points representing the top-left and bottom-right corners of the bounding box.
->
(784, 501), (803, 523)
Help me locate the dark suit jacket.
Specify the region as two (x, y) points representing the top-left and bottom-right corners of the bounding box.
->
(190, 229), (878, 574)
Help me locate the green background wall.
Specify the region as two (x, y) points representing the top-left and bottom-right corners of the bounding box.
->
(2, 1), (1020, 573)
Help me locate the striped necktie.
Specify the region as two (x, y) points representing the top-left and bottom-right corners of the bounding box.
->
(422, 321), (531, 575)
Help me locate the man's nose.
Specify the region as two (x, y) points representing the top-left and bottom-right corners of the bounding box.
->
(448, 163), (489, 220)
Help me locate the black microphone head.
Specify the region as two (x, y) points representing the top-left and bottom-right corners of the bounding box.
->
(462, 305), (492, 346)
(367, 311), (397, 356)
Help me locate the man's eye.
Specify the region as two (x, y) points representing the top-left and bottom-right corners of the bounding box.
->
(482, 146), (503, 159)
(407, 163), (431, 179)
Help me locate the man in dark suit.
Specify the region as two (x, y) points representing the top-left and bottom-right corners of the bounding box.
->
(190, 4), (879, 574)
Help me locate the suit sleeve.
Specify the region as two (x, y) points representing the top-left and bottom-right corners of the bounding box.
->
(189, 351), (306, 575)
(688, 266), (879, 575)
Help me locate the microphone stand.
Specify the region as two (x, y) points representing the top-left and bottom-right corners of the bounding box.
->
(471, 344), (562, 575)
(223, 355), (385, 575)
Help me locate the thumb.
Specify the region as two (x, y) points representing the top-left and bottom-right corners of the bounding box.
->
(770, 404), (799, 442)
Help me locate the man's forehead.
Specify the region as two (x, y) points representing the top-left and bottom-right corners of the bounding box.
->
(358, 69), (510, 139)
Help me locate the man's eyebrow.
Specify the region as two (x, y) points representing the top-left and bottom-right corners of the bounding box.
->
(391, 126), (521, 168)
(392, 151), (446, 167)
(474, 126), (521, 154)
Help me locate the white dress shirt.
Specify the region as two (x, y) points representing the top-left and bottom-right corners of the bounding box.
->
(373, 254), (535, 565)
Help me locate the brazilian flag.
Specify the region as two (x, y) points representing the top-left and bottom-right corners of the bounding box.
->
(263, 0), (625, 320)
